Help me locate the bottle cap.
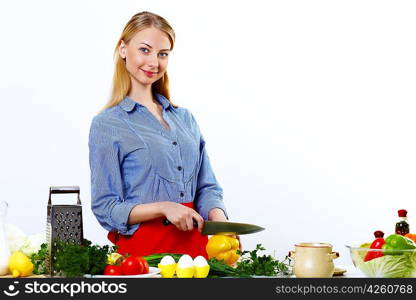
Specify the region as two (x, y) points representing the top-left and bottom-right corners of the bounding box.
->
(398, 209), (408, 217)
(374, 230), (384, 238)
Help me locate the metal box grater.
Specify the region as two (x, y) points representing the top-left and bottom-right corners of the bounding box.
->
(45, 186), (84, 277)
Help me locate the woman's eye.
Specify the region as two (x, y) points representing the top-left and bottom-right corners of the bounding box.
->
(139, 48), (149, 53)
(159, 53), (169, 57)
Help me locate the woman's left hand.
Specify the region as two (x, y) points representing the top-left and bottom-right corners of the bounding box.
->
(208, 208), (243, 251)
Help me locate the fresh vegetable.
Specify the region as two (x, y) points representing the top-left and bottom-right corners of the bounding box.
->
(5, 224), (46, 257)
(54, 241), (89, 277)
(139, 257), (149, 274)
(30, 243), (48, 275)
(354, 251), (416, 278)
(103, 254), (149, 276)
(5, 224), (26, 253)
(364, 231), (385, 262)
(405, 233), (416, 243)
(207, 258), (240, 277)
(85, 240), (115, 275)
(236, 244), (291, 277)
(30, 239), (117, 277)
(357, 243), (371, 260)
(208, 244), (291, 278)
(8, 251), (34, 277)
(142, 245), (291, 278)
(103, 264), (123, 276)
(107, 252), (123, 265)
(158, 255), (176, 278)
(121, 256), (144, 275)
(176, 254), (194, 278)
(382, 234), (416, 255)
(206, 235), (240, 266)
(193, 256), (210, 278)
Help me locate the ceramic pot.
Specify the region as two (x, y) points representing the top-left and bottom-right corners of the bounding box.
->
(289, 242), (339, 278)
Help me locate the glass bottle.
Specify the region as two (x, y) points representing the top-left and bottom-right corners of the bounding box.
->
(395, 209), (409, 236)
(0, 201), (10, 275)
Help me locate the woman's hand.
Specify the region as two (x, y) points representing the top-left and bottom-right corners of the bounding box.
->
(208, 208), (243, 251)
(161, 202), (204, 232)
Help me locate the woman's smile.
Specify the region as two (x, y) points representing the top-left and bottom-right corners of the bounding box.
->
(140, 68), (158, 77)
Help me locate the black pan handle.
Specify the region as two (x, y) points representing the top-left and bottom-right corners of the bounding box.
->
(162, 218), (198, 227)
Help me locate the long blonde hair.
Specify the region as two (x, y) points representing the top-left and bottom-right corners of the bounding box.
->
(101, 11), (176, 112)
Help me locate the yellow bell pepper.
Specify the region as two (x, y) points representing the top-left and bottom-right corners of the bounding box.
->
(206, 235), (240, 266)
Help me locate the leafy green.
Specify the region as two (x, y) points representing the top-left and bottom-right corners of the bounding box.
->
(84, 240), (115, 275)
(30, 243), (48, 275)
(30, 239), (117, 277)
(141, 245), (292, 278)
(54, 240), (90, 277)
(235, 244), (291, 277)
(208, 244), (291, 278)
(207, 258), (240, 278)
(357, 252), (415, 278)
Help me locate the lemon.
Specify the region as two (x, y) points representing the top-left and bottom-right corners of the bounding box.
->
(9, 251), (34, 278)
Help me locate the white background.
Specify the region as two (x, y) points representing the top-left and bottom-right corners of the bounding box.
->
(1, 0), (415, 267)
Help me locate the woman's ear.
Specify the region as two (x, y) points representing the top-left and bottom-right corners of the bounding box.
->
(119, 40), (127, 59)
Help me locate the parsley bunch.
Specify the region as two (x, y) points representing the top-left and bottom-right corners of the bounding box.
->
(30, 239), (117, 277)
(235, 244), (291, 277)
(208, 244), (292, 277)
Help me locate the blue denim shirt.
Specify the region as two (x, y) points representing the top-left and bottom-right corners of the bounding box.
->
(88, 93), (227, 235)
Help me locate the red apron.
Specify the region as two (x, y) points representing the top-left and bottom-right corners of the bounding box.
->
(107, 202), (208, 259)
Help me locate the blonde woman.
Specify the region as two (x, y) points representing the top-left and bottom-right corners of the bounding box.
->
(88, 12), (228, 258)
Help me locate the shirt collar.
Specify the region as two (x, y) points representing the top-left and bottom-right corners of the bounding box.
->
(155, 93), (176, 110)
(119, 96), (137, 112)
(119, 93), (173, 112)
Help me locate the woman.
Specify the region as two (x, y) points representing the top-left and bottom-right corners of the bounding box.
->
(88, 11), (230, 259)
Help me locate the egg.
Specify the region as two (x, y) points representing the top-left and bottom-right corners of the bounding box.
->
(177, 254), (194, 268)
(158, 255), (176, 278)
(193, 256), (210, 278)
(176, 255), (194, 278)
(193, 256), (208, 267)
(160, 255), (176, 266)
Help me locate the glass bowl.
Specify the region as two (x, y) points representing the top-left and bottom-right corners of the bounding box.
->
(346, 244), (416, 278)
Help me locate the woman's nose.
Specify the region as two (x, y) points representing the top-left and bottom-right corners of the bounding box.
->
(146, 54), (159, 68)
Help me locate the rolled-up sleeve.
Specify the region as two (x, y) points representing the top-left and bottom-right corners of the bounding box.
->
(88, 117), (138, 235)
(190, 114), (228, 220)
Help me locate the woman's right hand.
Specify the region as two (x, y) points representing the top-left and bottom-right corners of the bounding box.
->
(161, 202), (204, 232)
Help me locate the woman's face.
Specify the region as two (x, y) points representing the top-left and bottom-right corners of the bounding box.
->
(119, 27), (171, 87)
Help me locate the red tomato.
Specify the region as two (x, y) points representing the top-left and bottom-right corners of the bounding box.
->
(121, 256), (143, 275)
(103, 265), (123, 276)
(138, 257), (149, 274)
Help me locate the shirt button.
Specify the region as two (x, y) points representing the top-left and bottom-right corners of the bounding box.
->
(177, 166), (182, 171)
(180, 192), (184, 197)
(172, 141), (178, 146)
